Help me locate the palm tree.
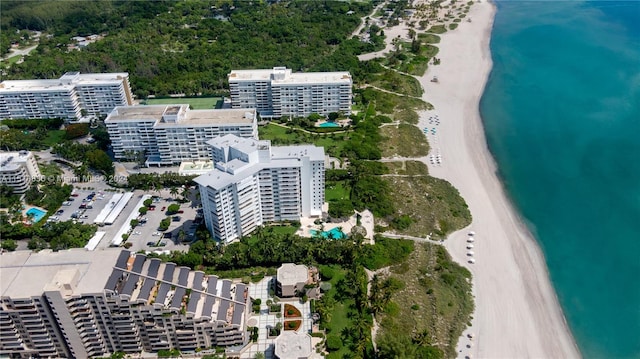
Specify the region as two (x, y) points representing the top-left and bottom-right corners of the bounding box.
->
(169, 186), (179, 199)
(180, 186), (191, 202)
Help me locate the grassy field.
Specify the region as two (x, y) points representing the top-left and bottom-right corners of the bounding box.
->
(42, 130), (66, 147)
(377, 243), (474, 358)
(325, 181), (349, 202)
(381, 124), (430, 158)
(258, 123), (349, 158)
(383, 161), (471, 238)
(143, 96), (222, 109)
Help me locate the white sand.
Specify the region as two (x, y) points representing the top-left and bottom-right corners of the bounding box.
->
(414, 2), (581, 358)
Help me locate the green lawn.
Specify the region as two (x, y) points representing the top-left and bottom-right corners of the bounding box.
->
(258, 123), (349, 158)
(325, 181), (349, 202)
(42, 130), (66, 147)
(326, 301), (353, 359)
(143, 96), (222, 109)
(268, 225), (299, 236)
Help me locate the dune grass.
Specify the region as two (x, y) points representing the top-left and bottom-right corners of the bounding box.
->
(377, 242), (474, 358)
(381, 124), (430, 158)
(383, 161), (471, 238)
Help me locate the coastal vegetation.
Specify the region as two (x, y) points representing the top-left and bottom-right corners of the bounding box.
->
(381, 123), (431, 158)
(376, 243), (474, 358)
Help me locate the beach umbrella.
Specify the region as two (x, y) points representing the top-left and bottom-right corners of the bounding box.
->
(468, 258), (475, 264)
(467, 237), (475, 243)
(468, 231), (476, 236)
(467, 244), (474, 249)
(467, 251), (474, 256)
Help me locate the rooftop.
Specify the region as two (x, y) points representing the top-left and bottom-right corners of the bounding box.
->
(274, 331), (313, 359)
(277, 263), (309, 287)
(0, 72), (129, 92)
(103, 252), (248, 324)
(229, 67), (351, 85)
(0, 150), (33, 172)
(105, 105), (256, 125)
(194, 135), (324, 190)
(0, 248), (125, 298)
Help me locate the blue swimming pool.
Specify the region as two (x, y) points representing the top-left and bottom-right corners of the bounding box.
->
(26, 207), (47, 223)
(319, 122), (340, 128)
(311, 227), (347, 239)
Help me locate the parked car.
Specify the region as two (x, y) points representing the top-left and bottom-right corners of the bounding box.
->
(147, 241), (156, 246)
(161, 207), (166, 211)
(172, 216), (181, 222)
(177, 210), (184, 214)
(56, 210), (64, 215)
(158, 242), (167, 247)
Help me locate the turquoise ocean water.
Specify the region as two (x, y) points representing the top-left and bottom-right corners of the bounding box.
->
(480, 1), (640, 358)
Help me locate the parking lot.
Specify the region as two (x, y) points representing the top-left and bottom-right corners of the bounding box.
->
(52, 189), (116, 224)
(120, 189), (200, 253)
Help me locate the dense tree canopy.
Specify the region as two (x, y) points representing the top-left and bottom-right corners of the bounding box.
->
(3, 0), (384, 98)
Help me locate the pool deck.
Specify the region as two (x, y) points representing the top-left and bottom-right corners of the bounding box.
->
(297, 209), (375, 244)
(24, 206), (47, 223)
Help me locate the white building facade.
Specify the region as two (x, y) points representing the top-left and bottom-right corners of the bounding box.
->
(0, 150), (41, 193)
(228, 67), (352, 118)
(0, 72), (133, 121)
(195, 134), (325, 243)
(105, 105), (258, 166)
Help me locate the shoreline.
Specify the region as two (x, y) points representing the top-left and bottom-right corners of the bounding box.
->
(414, 2), (581, 357)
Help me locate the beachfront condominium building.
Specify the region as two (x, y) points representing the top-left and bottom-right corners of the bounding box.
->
(0, 150), (42, 193)
(0, 249), (250, 358)
(0, 72), (134, 121)
(105, 105), (258, 166)
(228, 67), (352, 118)
(194, 134), (325, 243)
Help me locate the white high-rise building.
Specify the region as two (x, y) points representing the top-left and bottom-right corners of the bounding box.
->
(228, 67), (352, 118)
(0, 150), (41, 193)
(105, 105), (258, 166)
(0, 72), (133, 121)
(194, 134), (325, 243)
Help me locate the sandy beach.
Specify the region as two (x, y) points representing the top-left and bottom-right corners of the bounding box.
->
(413, 2), (581, 358)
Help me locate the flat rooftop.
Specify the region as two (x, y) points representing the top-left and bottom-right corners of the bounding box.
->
(106, 105), (256, 125)
(0, 151), (33, 172)
(277, 263), (309, 287)
(229, 67), (351, 85)
(0, 248), (125, 298)
(275, 331), (313, 359)
(0, 72), (129, 92)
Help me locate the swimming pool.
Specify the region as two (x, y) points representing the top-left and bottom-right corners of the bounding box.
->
(26, 207), (47, 223)
(311, 227), (347, 239)
(318, 122), (340, 128)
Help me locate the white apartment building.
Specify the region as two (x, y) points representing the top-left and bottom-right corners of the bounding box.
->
(194, 134), (325, 243)
(0, 249), (250, 358)
(0, 72), (133, 121)
(105, 105), (257, 166)
(228, 67), (352, 118)
(0, 150), (41, 193)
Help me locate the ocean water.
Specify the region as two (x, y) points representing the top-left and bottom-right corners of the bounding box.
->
(480, 1), (640, 358)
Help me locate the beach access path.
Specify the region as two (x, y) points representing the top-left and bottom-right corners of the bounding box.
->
(413, 1), (581, 357)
